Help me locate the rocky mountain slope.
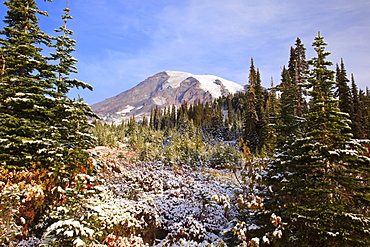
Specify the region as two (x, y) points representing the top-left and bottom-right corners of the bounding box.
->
(91, 71), (244, 123)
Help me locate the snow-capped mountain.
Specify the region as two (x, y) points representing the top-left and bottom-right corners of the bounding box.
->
(91, 71), (244, 123)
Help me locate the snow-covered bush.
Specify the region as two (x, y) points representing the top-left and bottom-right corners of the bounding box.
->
(0, 181), (24, 244)
(41, 171), (101, 246)
(40, 157), (164, 246)
(0, 169), (47, 245)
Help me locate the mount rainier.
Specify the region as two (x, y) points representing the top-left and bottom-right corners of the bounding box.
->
(91, 71), (245, 123)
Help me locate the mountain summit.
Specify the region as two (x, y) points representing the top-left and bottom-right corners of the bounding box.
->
(91, 71), (244, 122)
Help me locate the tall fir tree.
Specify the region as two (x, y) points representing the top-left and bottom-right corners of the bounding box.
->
(243, 58), (259, 154)
(254, 68), (268, 154)
(170, 104), (177, 127)
(351, 75), (365, 138)
(0, 0), (61, 168)
(299, 32), (370, 246)
(152, 105), (161, 130)
(49, 4), (96, 173)
(265, 32), (370, 246)
(0, 0), (95, 171)
(260, 67), (306, 244)
(226, 95), (234, 125)
(51, 4), (93, 94)
(276, 67), (302, 148)
(177, 101), (189, 128)
(263, 78), (279, 155)
(207, 101), (226, 141)
(335, 58), (353, 116)
(288, 37), (308, 117)
(359, 88), (370, 138)
(141, 114), (149, 126)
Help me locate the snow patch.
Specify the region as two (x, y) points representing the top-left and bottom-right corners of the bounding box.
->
(192, 74), (244, 99)
(164, 71), (192, 89)
(116, 105), (135, 115)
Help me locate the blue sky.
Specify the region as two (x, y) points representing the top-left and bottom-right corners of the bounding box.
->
(1, 0), (369, 105)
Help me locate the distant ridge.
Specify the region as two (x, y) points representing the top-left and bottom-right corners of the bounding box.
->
(91, 71), (244, 123)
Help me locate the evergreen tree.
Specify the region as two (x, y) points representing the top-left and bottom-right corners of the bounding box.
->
(266, 33), (370, 246)
(232, 92), (248, 133)
(191, 100), (204, 126)
(351, 75), (364, 138)
(254, 69), (268, 154)
(243, 58), (259, 153)
(288, 37), (309, 117)
(296, 32), (370, 246)
(153, 105), (161, 130)
(91, 120), (117, 147)
(303, 32), (353, 161)
(149, 108), (155, 129)
(141, 114), (148, 126)
(126, 116), (138, 136)
(170, 104), (177, 127)
(335, 58), (352, 116)
(261, 68), (306, 244)
(52, 5), (88, 93)
(226, 95), (234, 125)
(255, 69), (265, 122)
(160, 106), (170, 130)
(359, 88), (370, 138)
(263, 78), (279, 155)
(206, 101), (225, 141)
(0, 0), (95, 171)
(49, 5), (96, 172)
(0, 0), (61, 168)
(365, 88), (370, 137)
(176, 101), (190, 131)
(276, 67), (303, 148)
(0, 1), (96, 237)
(202, 101), (212, 127)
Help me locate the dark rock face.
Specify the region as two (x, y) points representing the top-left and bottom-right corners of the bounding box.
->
(91, 71), (244, 123)
(174, 77), (213, 104)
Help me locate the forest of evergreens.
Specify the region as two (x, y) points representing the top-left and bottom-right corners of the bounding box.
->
(0, 0), (369, 246)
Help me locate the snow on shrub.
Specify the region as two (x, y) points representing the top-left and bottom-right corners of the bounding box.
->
(4, 148), (282, 246)
(0, 169), (47, 246)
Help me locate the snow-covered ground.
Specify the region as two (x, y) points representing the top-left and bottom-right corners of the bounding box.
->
(74, 147), (274, 246)
(12, 147), (280, 247)
(89, 147), (243, 246)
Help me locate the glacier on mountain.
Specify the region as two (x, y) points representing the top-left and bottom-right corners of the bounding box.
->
(164, 71), (244, 99)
